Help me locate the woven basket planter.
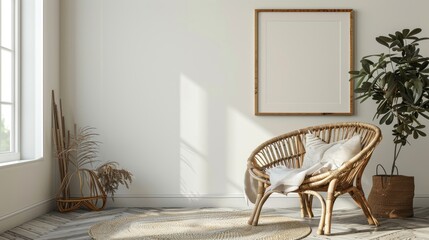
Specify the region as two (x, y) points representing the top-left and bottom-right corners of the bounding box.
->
(368, 175), (414, 218)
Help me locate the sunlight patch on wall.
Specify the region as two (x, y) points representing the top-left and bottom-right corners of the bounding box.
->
(225, 107), (273, 193)
(180, 74), (208, 194)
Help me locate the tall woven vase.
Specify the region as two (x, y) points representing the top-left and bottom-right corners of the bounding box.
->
(368, 175), (414, 218)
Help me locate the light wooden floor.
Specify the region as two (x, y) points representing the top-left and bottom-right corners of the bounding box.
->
(1, 207), (429, 239)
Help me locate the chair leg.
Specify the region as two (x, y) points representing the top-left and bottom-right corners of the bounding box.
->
(298, 193), (314, 218)
(349, 190), (363, 209)
(350, 187), (379, 226)
(299, 193), (314, 218)
(250, 191), (273, 226)
(324, 179), (339, 235)
(306, 194), (314, 218)
(298, 193), (309, 218)
(248, 181), (264, 225)
(248, 181), (269, 226)
(302, 190), (326, 235)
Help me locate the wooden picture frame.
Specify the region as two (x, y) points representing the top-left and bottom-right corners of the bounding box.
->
(255, 9), (354, 116)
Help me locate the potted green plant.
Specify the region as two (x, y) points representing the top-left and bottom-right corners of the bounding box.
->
(350, 28), (429, 218)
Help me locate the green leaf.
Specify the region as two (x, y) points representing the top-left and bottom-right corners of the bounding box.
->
(377, 101), (390, 115)
(355, 75), (366, 87)
(354, 88), (368, 93)
(379, 36), (393, 43)
(376, 37), (389, 48)
(417, 130), (427, 136)
(391, 57), (401, 63)
(410, 57), (429, 63)
(386, 113), (395, 125)
(358, 95), (371, 103)
(397, 123), (404, 132)
(394, 103), (407, 113)
(419, 61), (429, 71)
(413, 79), (424, 101)
(413, 130), (419, 139)
(373, 72), (386, 88)
(385, 80), (398, 99)
(395, 31), (404, 39)
(363, 54), (383, 59)
(350, 75), (362, 81)
(408, 28), (422, 36)
(404, 125), (412, 134)
(361, 59), (375, 65)
(402, 29), (410, 37)
(372, 93), (385, 101)
(390, 40), (400, 48)
(362, 81), (372, 89)
(379, 112), (390, 124)
(362, 62), (371, 74)
(395, 32), (405, 47)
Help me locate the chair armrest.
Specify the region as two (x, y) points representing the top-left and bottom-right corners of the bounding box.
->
(248, 167), (270, 184)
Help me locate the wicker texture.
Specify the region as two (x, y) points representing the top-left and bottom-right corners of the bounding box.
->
(368, 175), (414, 218)
(247, 122), (382, 235)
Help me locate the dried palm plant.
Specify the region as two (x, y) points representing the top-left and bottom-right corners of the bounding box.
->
(55, 126), (107, 212)
(96, 162), (133, 200)
(59, 127), (101, 196)
(52, 90), (132, 212)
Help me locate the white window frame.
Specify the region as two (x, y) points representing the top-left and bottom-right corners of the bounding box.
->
(0, 0), (20, 162)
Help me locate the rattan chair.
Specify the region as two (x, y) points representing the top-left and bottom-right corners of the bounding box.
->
(247, 122), (382, 235)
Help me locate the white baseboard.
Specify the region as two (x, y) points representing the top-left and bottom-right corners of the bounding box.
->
(414, 194), (429, 207)
(105, 193), (429, 209)
(0, 197), (56, 234)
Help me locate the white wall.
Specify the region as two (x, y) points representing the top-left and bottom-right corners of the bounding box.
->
(60, 0), (429, 208)
(0, 0), (60, 233)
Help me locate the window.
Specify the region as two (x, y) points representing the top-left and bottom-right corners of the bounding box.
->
(0, 0), (19, 162)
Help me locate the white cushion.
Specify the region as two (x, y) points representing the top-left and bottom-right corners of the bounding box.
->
(302, 133), (361, 170)
(302, 133), (343, 168)
(321, 134), (362, 168)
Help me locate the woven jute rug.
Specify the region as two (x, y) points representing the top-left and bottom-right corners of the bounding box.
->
(88, 209), (311, 239)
